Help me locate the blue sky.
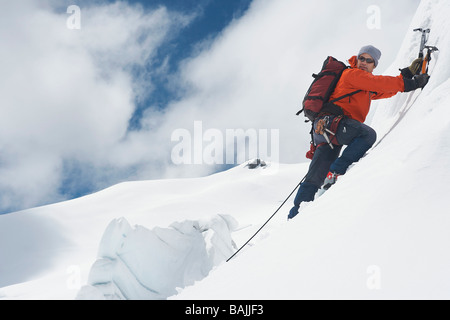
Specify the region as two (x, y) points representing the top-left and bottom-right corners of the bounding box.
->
(0, 0), (421, 214)
(121, 0), (253, 129)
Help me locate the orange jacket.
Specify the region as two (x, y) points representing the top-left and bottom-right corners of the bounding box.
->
(329, 56), (405, 122)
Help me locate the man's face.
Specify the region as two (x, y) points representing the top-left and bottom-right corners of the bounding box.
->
(357, 53), (376, 73)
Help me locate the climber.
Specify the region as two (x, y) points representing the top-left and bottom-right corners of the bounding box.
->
(288, 45), (429, 219)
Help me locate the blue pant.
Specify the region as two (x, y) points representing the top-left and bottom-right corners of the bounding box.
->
(293, 117), (377, 207)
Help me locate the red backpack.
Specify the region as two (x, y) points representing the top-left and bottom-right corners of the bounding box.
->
(297, 56), (361, 159)
(297, 56), (360, 122)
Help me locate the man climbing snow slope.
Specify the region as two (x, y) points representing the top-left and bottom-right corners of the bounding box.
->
(289, 45), (429, 219)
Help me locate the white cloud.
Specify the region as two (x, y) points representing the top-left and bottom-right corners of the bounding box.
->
(0, 1), (192, 212)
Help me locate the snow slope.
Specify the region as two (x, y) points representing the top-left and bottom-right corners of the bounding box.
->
(0, 161), (305, 299)
(1, 0), (450, 300)
(174, 0), (450, 300)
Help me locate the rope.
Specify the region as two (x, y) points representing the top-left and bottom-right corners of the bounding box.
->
(226, 174), (306, 262)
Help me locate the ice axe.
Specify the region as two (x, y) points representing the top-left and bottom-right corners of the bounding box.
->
(413, 28), (438, 74)
(421, 45), (439, 74)
(413, 28), (430, 58)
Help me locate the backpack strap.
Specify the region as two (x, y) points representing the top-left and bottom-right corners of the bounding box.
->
(297, 89), (362, 117)
(329, 90), (362, 103)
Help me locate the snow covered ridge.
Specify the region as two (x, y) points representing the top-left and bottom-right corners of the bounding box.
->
(76, 215), (238, 300)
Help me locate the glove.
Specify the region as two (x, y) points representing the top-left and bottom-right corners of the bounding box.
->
(409, 58), (424, 75)
(414, 73), (430, 88)
(403, 73), (430, 92)
(400, 58), (424, 79)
